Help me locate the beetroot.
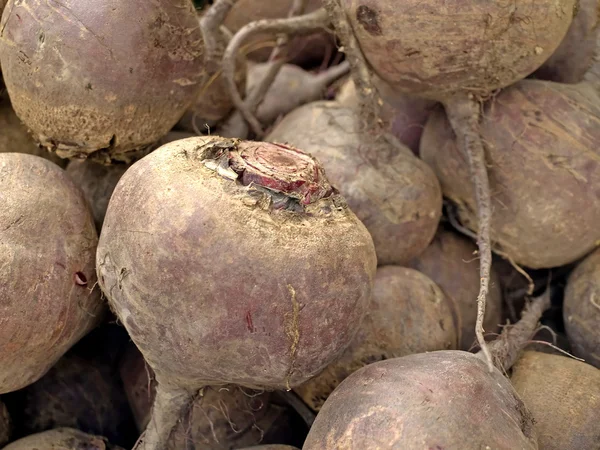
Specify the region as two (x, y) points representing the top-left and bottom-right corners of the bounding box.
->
(267, 101), (442, 265)
(3, 428), (124, 450)
(295, 266), (458, 411)
(97, 136), (376, 448)
(119, 342), (302, 449)
(0, 153), (104, 394)
(510, 351), (600, 450)
(564, 247), (600, 368)
(408, 228), (503, 350)
(533, 0), (600, 83)
(303, 291), (552, 449)
(421, 79), (600, 269)
(0, 0), (204, 163)
(0, 400), (9, 447)
(330, 0), (576, 366)
(336, 77), (436, 155)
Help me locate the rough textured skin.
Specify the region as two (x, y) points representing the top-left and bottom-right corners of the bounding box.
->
(335, 78), (436, 154)
(0, 400), (10, 447)
(421, 80), (600, 268)
(238, 447), (299, 450)
(533, 0), (600, 83)
(223, 0), (331, 65)
(342, 0), (576, 99)
(408, 228), (503, 350)
(0, 153), (104, 394)
(3, 428), (124, 450)
(97, 136), (376, 390)
(564, 248), (600, 368)
(0, 0), (204, 163)
(304, 351), (537, 450)
(0, 93), (66, 167)
(267, 101), (441, 265)
(119, 343), (295, 449)
(511, 351), (600, 449)
(295, 267), (457, 411)
(66, 132), (195, 232)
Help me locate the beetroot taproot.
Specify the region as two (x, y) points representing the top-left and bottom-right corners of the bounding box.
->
(119, 343), (302, 449)
(421, 79), (600, 269)
(97, 136), (376, 448)
(510, 351), (600, 450)
(336, 77), (436, 155)
(0, 0), (204, 163)
(267, 101), (441, 265)
(295, 266), (458, 411)
(303, 291), (552, 449)
(0, 153), (104, 394)
(564, 247), (600, 368)
(533, 0), (600, 83)
(408, 228), (503, 350)
(3, 428), (124, 450)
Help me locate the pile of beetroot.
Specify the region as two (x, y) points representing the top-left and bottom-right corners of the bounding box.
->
(1, 0), (600, 449)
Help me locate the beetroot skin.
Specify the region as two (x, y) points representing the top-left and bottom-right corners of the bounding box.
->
(98, 137), (376, 390)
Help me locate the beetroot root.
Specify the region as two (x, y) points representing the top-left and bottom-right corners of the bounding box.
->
(0, 400), (10, 447)
(510, 351), (600, 450)
(0, 153), (104, 394)
(3, 428), (124, 450)
(335, 77), (436, 155)
(564, 247), (600, 368)
(119, 343), (300, 449)
(533, 0), (600, 83)
(97, 136), (376, 448)
(421, 79), (600, 269)
(0, 0), (204, 163)
(303, 291), (553, 449)
(408, 228), (503, 350)
(267, 101), (442, 265)
(295, 266), (458, 411)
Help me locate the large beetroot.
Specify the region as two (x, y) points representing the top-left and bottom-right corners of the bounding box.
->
(0, 0), (204, 163)
(97, 136), (376, 448)
(421, 79), (600, 269)
(3, 428), (124, 450)
(267, 101), (442, 265)
(0, 153), (104, 394)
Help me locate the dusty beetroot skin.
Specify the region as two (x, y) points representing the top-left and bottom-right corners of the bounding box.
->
(336, 77), (436, 154)
(3, 428), (124, 450)
(533, 0), (600, 83)
(0, 0), (204, 164)
(408, 228), (503, 350)
(0, 92), (66, 167)
(511, 351), (600, 450)
(119, 343), (298, 449)
(97, 136), (376, 391)
(0, 400), (9, 447)
(421, 79), (600, 269)
(223, 0), (332, 65)
(0, 153), (104, 394)
(267, 101), (442, 265)
(295, 267), (458, 411)
(341, 0), (576, 99)
(238, 447), (300, 450)
(303, 351), (536, 449)
(563, 248), (600, 369)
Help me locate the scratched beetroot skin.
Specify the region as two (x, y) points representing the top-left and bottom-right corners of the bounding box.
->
(96, 136), (377, 390)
